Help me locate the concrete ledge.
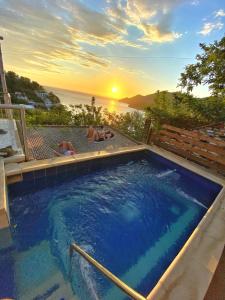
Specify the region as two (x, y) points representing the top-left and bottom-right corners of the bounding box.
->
(5, 145), (146, 176)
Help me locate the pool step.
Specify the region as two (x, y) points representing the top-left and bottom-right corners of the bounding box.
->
(105, 206), (198, 300)
(34, 281), (76, 300)
(14, 240), (75, 299)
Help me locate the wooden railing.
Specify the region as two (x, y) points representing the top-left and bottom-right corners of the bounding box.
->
(152, 124), (225, 174)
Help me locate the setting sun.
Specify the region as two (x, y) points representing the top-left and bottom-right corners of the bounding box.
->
(112, 86), (118, 93)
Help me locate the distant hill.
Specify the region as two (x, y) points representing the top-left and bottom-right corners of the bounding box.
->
(120, 91), (174, 110)
(0, 71), (60, 108)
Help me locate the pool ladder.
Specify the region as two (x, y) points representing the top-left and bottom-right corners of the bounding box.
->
(69, 243), (147, 300)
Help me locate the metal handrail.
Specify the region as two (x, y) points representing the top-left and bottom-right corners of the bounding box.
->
(69, 243), (147, 300)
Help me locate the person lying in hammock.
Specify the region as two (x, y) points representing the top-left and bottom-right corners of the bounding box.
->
(54, 141), (76, 156)
(86, 125), (95, 142)
(94, 126), (114, 142)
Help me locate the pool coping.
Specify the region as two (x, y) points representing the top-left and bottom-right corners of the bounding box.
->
(4, 144), (225, 300)
(5, 145), (147, 176)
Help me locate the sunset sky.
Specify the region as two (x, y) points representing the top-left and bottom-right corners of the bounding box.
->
(0, 0), (225, 98)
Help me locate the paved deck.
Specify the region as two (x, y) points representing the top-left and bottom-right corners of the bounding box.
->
(27, 126), (138, 160)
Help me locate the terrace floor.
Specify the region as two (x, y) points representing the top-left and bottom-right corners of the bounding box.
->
(26, 126), (138, 160)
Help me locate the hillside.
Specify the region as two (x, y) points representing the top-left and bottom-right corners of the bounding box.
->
(120, 91), (174, 110)
(0, 71), (60, 108)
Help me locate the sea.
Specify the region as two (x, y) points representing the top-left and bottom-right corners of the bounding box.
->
(46, 86), (135, 114)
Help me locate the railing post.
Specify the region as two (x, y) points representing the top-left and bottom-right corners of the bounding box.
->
(146, 118), (153, 144)
(20, 108), (29, 161)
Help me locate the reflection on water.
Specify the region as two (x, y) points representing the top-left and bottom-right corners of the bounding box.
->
(108, 100), (116, 113)
(46, 86), (136, 114)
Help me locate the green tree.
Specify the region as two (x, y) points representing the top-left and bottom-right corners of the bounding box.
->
(69, 104), (104, 126)
(48, 92), (60, 104)
(26, 105), (73, 125)
(145, 91), (209, 128)
(104, 110), (146, 141)
(179, 37), (225, 96)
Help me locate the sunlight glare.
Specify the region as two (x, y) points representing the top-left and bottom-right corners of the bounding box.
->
(108, 100), (116, 113)
(112, 86), (118, 93)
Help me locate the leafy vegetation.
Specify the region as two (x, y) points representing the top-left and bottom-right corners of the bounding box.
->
(145, 91), (225, 129)
(26, 105), (73, 126)
(179, 36), (225, 96)
(146, 36), (225, 129)
(103, 110), (146, 141)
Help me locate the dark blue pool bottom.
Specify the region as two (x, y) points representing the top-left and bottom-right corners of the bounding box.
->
(4, 150), (222, 300)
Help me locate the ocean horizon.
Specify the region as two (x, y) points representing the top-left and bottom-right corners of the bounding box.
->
(46, 86), (135, 114)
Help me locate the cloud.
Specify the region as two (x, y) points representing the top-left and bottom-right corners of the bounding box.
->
(107, 0), (183, 43)
(0, 0), (183, 74)
(58, 0), (128, 44)
(198, 21), (224, 35)
(0, 0), (114, 72)
(190, 0), (200, 6)
(140, 23), (182, 43)
(215, 9), (225, 18)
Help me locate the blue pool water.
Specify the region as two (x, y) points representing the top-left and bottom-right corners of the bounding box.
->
(1, 151), (222, 299)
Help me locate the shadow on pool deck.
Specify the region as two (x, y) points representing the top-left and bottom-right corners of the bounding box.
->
(27, 126), (139, 160)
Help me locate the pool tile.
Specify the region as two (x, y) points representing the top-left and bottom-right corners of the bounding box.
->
(46, 167), (57, 177)
(34, 169), (46, 180)
(23, 171), (35, 183)
(35, 177), (47, 190)
(57, 164), (68, 174)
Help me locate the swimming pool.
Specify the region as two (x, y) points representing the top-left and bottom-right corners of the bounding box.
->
(1, 150), (222, 299)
